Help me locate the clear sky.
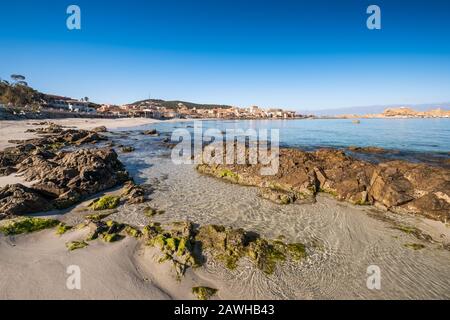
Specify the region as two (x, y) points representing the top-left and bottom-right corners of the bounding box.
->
(1, 0), (450, 110)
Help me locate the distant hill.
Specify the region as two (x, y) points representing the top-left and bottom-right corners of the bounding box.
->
(303, 103), (450, 116)
(130, 99), (233, 110)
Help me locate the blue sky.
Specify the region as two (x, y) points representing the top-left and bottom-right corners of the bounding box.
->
(1, 0), (449, 110)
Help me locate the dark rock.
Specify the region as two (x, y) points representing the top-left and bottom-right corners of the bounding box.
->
(121, 181), (147, 204)
(142, 129), (159, 136)
(0, 184), (53, 216)
(91, 126), (107, 133)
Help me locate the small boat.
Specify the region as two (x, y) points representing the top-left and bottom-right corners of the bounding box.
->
(352, 120), (361, 124)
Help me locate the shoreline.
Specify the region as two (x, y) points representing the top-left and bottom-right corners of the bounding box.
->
(0, 117), (198, 151)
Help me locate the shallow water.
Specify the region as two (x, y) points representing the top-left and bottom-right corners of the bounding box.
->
(99, 128), (450, 300)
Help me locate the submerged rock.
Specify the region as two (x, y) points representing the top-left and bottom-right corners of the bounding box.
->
(195, 224), (307, 275)
(121, 181), (147, 204)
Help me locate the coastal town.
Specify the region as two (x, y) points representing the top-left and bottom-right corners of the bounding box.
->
(1, 75), (449, 120)
(97, 101), (298, 119)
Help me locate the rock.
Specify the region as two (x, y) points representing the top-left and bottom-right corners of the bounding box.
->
(145, 221), (198, 278)
(259, 188), (297, 205)
(84, 220), (126, 242)
(18, 148), (129, 199)
(121, 146), (135, 153)
(34, 124), (64, 134)
(348, 146), (388, 154)
(66, 241), (88, 251)
(0, 184), (53, 216)
(368, 166), (415, 207)
(246, 238), (286, 275)
(1, 146), (130, 218)
(91, 126), (107, 133)
(142, 129), (159, 136)
(121, 181), (147, 204)
(56, 223), (72, 235)
(89, 195), (121, 211)
(192, 287), (218, 300)
(0, 126), (107, 177)
(195, 224), (306, 274)
(0, 217), (59, 235)
(197, 147), (450, 222)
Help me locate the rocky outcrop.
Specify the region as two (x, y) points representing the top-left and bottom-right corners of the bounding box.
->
(14, 147), (129, 209)
(197, 148), (450, 222)
(0, 126), (106, 175)
(0, 125), (131, 219)
(0, 184), (53, 218)
(141, 220), (306, 277)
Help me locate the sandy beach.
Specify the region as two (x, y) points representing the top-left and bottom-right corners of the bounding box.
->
(0, 117), (192, 151)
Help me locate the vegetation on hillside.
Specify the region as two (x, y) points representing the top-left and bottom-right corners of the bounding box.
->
(0, 75), (45, 110)
(131, 98), (233, 110)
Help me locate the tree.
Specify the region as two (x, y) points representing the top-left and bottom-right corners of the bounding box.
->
(10, 74), (28, 87)
(11, 74), (25, 82)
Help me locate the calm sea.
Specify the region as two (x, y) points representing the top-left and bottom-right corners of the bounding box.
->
(127, 118), (450, 163)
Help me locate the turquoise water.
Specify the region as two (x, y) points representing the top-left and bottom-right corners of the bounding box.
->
(126, 118), (450, 162)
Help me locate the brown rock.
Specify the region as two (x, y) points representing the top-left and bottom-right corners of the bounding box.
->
(197, 146), (450, 222)
(0, 184), (53, 217)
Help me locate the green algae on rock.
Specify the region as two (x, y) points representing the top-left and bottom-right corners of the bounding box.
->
(192, 286), (218, 300)
(144, 221), (198, 279)
(124, 225), (142, 238)
(0, 217), (60, 235)
(286, 243), (307, 261)
(144, 206), (165, 217)
(85, 220), (126, 243)
(56, 223), (73, 235)
(66, 240), (88, 251)
(89, 196), (120, 211)
(196, 224), (307, 275)
(102, 233), (124, 243)
(404, 243), (426, 250)
(85, 212), (114, 222)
